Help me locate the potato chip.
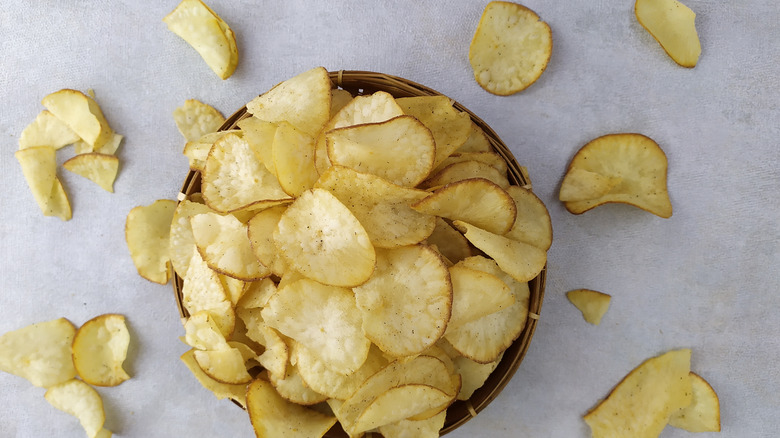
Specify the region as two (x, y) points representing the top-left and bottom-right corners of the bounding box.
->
(236, 306), (266, 346)
(182, 248), (236, 337)
(18, 110), (80, 150)
(269, 360), (328, 406)
(72, 314), (130, 387)
(168, 199), (215, 277)
(396, 96), (471, 168)
(453, 220), (546, 283)
(191, 212), (269, 281)
(447, 265), (514, 332)
(41, 89), (113, 149)
(352, 384), (453, 434)
(183, 129), (241, 172)
(237, 277), (277, 310)
(262, 278), (370, 375)
(454, 352), (503, 400)
(202, 133), (291, 213)
(94, 132), (123, 156)
(353, 245), (451, 357)
(173, 99), (226, 141)
(180, 349), (247, 408)
(246, 206), (289, 277)
(457, 121), (493, 153)
(635, 0), (701, 67)
(237, 116), (278, 175)
(560, 133), (673, 218)
(378, 409), (447, 438)
(219, 271), (247, 306)
(558, 167), (621, 202)
(445, 256), (529, 363)
(422, 160), (510, 190)
(125, 199), (177, 284)
(247, 378), (337, 438)
(163, 0), (238, 79)
(669, 372), (721, 432)
(62, 153), (119, 193)
(413, 178), (516, 234)
(45, 379), (106, 438)
(330, 88), (353, 116)
(433, 151), (508, 176)
(256, 326), (289, 382)
(273, 188), (375, 287)
(0, 318), (76, 388)
(315, 166), (435, 248)
(567, 289), (611, 325)
(273, 122), (319, 197)
(315, 90), (404, 175)
(469, 2), (553, 95)
(246, 67), (331, 137)
(326, 115), (436, 187)
(15, 146), (58, 214)
(194, 346), (253, 384)
(295, 343), (388, 400)
(584, 349), (692, 438)
(504, 185), (553, 251)
(46, 178), (73, 221)
(426, 218), (472, 264)
(183, 310), (230, 351)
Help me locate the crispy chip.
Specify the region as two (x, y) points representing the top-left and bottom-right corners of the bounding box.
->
(454, 353), (504, 401)
(191, 212), (269, 281)
(180, 349), (247, 407)
(504, 185), (553, 250)
(15, 146), (58, 215)
(44, 379), (106, 438)
(426, 218), (473, 264)
(567, 289), (611, 325)
(457, 122), (493, 153)
(247, 378), (337, 438)
(396, 96), (471, 168)
(256, 326), (289, 382)
(0, 318), (76, 388)
(237, 116), (278, 175)
(295, 343), (388, 400)
(669, 372), (721, 432)
(18, 110), (80, 150)
(558, 167), (621, 202)
(273, 188), (375, 287)
(72, 314), (130, 387)
(469, 2), (552, 95)
(237, 277), (277, 310)
(125, 199), (177, 284)
(94, 132), (123, 155)
(413, 178), (516, 234)
(62, 153), (119, 193)
(173, 99), (226, 141)
(378, 409), (447, 438)
(352, 384), (453, 434)
(315, 166), (435, 248)
(163, 0), (238, 79)
(326, 115), (436, 187)
(447, 265), (514, 331)
(41, 89), (113, 149)
(560, 133), (673, 218)
(422, 160), (510, 190)
(183, 129), (241, 172)
(433, 151), (508, 176)
(246, 67), (331, 137)
(193, 346), (253, 384)
(182, 248), (236, 337)
(183, 310), (229, 351)
(635, 0), (701, 67)
(269, 361), (328, 406)
(273, 122), (319, 197)
(353, 245), (452, 357)
(584, 349), (693, 438)
(169, 199), (215, 277)
(330, 88), (353, 116)
(246, 206), (289, 277)
(46, 178), (73, 221)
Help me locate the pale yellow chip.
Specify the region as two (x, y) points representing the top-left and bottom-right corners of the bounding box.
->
(44, 379), (106, 438)
(125, 199), (177, 284)
(72, 314), (130, 387)
(246, 206), (289, 277)
(273, 188), (376, 287)
(163, 0), (238, 79)
(0, 318), (76, 388)
(558, 167), (622, 202)
(219, 274), (247, 306)
(457, 121), (493, 153)
(635, 0), (701, 67)
(46, 178), (73, 221)
(237, 277), (277, 310)
(19, 110), (80, 150)
(247, 378), (337, 438)
(183, 129), (241, 172)
(397, 96), (472, 168)
(353, 245), (452, 357)
(560, 133), (673, 218)
(433, 151), (508, 176)
(352, 384), (453, 435)
(237, 116), (278, 176)
(422, 160), (510, 190)
(584, 349), (693, 438)
(413, 178), (516, 235)
(378, 409), (447, 438)
(453, 220), (546, 283)
(41, 89), (113, 149)
(469, 1), (553, 95)
(504, 185), (553, 251)
(315, 166), (436, 248)
(180, 349), (247, 408)
(426, 217), (473, 264)
(454, 352), (503, 400)
(269, 361), (329, 406)
(445, 256), (529, 363)
(182, 248), (236, 337)
(191, 212), (269, 281)
(168, 199), (215, 277)
(262, 278), (370, 375)
(326, 115), (436, 187)
(193, 346), (253, 384)
(183, 310), (230, 351)
(202, 133), (291, 213)
(669, 372), (721, 432)
(256, 326), (289, 382)
(15, 146), (57, 214)
(567, 289), (611, 325)
(315, 90), (404, 175)
(273, 122), (319, 197)
(173, 99), (226, 141)
(330, 88), (353, 116)
(447, 265), (514, 332)
(295, 343), (388, 400)
(246, 67), (331, 137)
(94, 132), (123, 156)
(62, 153), (119, 193)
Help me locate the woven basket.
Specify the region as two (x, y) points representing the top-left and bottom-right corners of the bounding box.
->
(173, 70), (546, 437)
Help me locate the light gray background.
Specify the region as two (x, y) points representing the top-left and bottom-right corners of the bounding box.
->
(1, 1), (778, 437)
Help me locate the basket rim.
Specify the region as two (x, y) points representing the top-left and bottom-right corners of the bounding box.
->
(172, 69), (546, 437)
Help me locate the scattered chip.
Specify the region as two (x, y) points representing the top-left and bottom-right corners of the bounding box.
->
(396, 96), (472, 168)
(469, 1), (553, 95)
(173, 99), (226, 141)
(246, 378), (337, 438)
(190, 212), (269, 281)
(635, 0), (701, 67)
(183, 129), (241, 172)
(72, 314), (131, 387)
(0, 318), (77, 388)
(15, 146), (59, 216)
(18, 110), (80, 150)
(567, 289), (611, 325)
(41, 89), (113, 150)
(62, 153), (119, 193)
(560, 133), (673, 218)
(44, 379), (107, 438)
(125, 199), (177, 284)
(168, 199), (216, 277)
(454, 353), (504, 400)
(669, 372), (721, 432)
(163, 0), (238, 79)
(584, 349), (693, 438)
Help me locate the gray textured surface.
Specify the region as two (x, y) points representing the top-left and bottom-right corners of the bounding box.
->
(1, 1), (778, 437)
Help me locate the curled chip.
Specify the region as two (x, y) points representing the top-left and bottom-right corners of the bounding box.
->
(72, 314), (131, 387)
(163, 0), (238, 79)
(559, 133), (673, 218)
(125, 199), (177, 284)
(504, 185), (553, 251)
(180, 349), (247, 408)
(352, 384), (453, 435)
(62, 153), (119, 193)
(18, 110), (80, 150)
(44, 379), (108, 438)
(190, 212), (269, 281)
(378, 409), (447, 438)
(567, 289), (611, 325)
(669, 372), (721, 432)
(182, 248), (236, 337)
(173, 99), (226, 141)
(247, 206), (289, 277)
(469, 1), (553, 95)
(447, 265), (514, 331)
(635, 0), (701, 67)
(247, 378), (337, 438)
(396, 96), (472, 168)
(422, 160), (510, 190)
(41, 89), (113, 150)
(168, 199), (215, 277)
(272, 122), (319, 197)
(0, 318), (77, 388)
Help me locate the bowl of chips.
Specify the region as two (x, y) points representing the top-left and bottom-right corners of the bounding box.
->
(172, 68), (549, 437)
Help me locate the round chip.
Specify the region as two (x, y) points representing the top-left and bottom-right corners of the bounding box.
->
(190, 212), (269, 281)
(469, 1), (553, 95)
(193, 346), (252, 385)
(173, 99), (226, 142)
(44, 379), (106, 438)
(125, 199), (177, 284)
(72, 314), (130, 387)
(353, 245), (452, 357)
(295, 343), (388, 400)
(0, 318), (77, 388)
(504, 185), (553, 251)
(352, 384), (453, 435)
(396, 96), (472, 168)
